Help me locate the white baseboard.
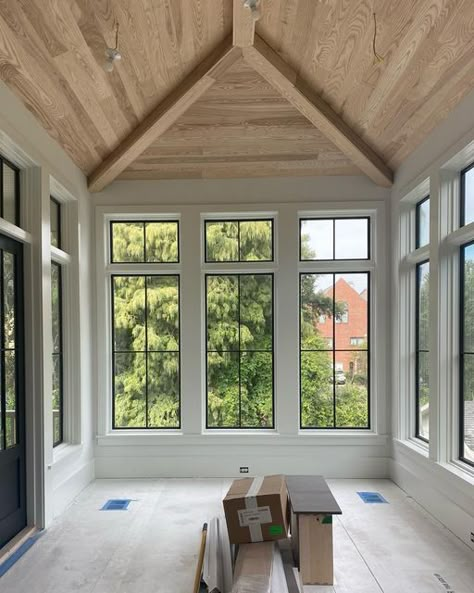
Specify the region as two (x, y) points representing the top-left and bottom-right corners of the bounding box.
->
(390, 443), (474, 550)
(52, 458), (95, 519)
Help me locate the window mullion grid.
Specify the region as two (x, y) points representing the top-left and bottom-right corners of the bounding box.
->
(238, 274), (242, 428)
(332, 273), (336, 427)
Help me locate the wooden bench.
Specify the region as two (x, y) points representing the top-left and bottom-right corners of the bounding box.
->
(286, 475), (342, 586)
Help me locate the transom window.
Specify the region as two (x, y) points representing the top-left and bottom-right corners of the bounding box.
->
(300, 217), (369, 261)
(0, 155), (19, 227)
(461, 162), (474, 227)
(204, 219), (273, 262)
(50, 198), (61, 248)
(416, 196), (430, 248)
(111, 221), (179, 263)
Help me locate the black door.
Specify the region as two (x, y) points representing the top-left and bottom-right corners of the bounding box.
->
(0, 235), (26, 549)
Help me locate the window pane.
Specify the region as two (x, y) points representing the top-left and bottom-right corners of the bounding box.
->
(334, 219), (369, 259)
(51, 263), (61, 353)
(300, 274), (334, 350)
(461, 243), (474, 463)
(5, 350), (17, 448)
(52, 353), (62, 445)
(300, 218), (369, 261)
(50, 199), (61, 248)
(111, 222), (145, 262)
(417, 351), (430, 441)
(239, 220), (272, 261)
(416, 261), (430, 441)
(335, 274), (368, 350)
(3, 251), (15, 349)
(240, 351), (273, 427)
(462, 166), (474, 226)
(205, 221), (238, 262)
(146, 276), (179, 351)
(240, 275), (273, 350)
(300, 220), (333, 260)
(416, 198), (430, 248)
(462, 354), (474, 464)
(112, 274), (180, 429)
(145, 222), (178, 263)
(3, 163), (17, 225)
(206, 276), (239, 351)
(206, 274), (273, 429)
(300, 351), (334, 428)
(113, 276), (146, 352)
(147, 352), (179, 428)
(114, 352), (146, 428)
(207, 351), (239, 428)
(300, 272), (369, 429)
(335, 351), (369, 428)
(205, 220), (273, 262)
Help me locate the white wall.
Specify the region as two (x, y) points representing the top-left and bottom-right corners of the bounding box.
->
(0, 81), (95, 524)
(390, 87), (474, 549)
(93, 176), (391, 479)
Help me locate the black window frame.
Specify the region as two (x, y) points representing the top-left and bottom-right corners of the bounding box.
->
(50, 197), (62, 250)
(110, 220), (180, 264)
(204, 218), (274, 263)
(299, 271), (371, 430)
(460, 241), (474, 466)
(205, 272), (275, 429)
(299, 216), (371, 262)
(415, 195), (430, 249)
(111, 273), (181, 430)
(415, 260), (430, 443)
(460, 161), (474, 228)
(51, 261), (64, 447)
(0, 155), (20, 227)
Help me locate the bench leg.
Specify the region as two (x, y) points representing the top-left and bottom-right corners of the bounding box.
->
(299, 514), (333, 585)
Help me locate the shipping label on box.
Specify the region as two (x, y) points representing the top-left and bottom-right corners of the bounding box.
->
(223, 475), (289, 545)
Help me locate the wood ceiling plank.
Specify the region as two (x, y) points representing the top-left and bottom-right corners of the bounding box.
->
(243, 35), (393, 187)
(233, 0), (257, 47)
(88, 38), (242, 191)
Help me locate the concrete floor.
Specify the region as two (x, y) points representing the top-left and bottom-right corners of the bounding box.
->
(1, 479), (473, 593)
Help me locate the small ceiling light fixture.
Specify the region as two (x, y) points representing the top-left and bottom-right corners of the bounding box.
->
(104, 21), (122, 73)
(244, 0), (261, 21)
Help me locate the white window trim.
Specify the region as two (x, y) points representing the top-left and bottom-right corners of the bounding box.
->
(95, 201), (388, 443)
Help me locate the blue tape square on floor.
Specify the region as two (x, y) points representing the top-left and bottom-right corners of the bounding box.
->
(101, 499), (132, 511)
(357, 492), (388, 504)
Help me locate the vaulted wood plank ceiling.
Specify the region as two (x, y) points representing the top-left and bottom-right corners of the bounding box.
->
(0, 0), (473, 189)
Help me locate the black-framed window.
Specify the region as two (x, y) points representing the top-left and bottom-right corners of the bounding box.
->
(460, 242), (474, 466)
(110, 221), (179, 263)
(206, 273), (274, 428)
(50, 198), (61, 249)
(300, 272), (370, 429)
(415, 261), (430, 442)
(461, 162), (474, 227)
(0, 155), (20, 227)
(51, 262), (63, 446)
(204, 219), (273, 262)
(415, 196), (430, 249)
(300, 217), (370, 261)
(112, 275), (180, 429)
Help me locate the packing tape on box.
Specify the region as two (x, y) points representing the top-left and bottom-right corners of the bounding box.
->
(245, 476), (264, 543)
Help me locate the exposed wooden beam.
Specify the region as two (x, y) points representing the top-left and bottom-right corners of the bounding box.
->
(88, 37), (241, 192)
(233, 0), (259, 48)
(243, 36), (393, 187)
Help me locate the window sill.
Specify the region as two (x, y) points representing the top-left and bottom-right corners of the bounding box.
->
(96, 431), (388, 448)
(51, 443), (83, 467)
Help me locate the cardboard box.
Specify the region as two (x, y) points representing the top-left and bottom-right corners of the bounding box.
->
(223, 475), (289, 544)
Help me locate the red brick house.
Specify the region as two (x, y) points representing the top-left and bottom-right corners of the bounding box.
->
(317, 278), (368, 377)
